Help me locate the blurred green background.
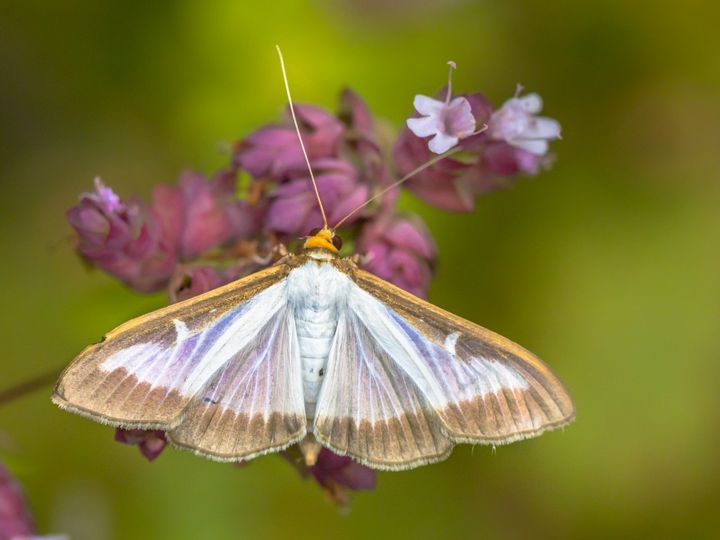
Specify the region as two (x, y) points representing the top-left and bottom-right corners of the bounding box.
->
(1, 0), (719, 538)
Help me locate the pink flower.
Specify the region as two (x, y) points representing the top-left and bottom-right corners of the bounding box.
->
(0, 463), (34, 539)
(67, 178), (178, 292)
(357, 213), (436, 298)
(115, 429), (167, 461)
(265, 158), (368, 236)
(487, 92), (561, 155)
(235, 105), (344, 180)
(406, 94), (476, 153)
(395, 90), (553, 211)
(394, 93), (495, 211)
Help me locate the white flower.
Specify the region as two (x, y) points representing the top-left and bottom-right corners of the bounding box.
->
(487, 92), (561, 155)
(406, 94), (477, 154)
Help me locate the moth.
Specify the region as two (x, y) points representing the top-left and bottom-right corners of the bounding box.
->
(52, 48), (574, 471)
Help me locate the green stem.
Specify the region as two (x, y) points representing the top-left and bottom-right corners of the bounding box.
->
(0, 368), (61, 407)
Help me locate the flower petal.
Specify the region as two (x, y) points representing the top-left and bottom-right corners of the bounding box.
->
(525, 117), (561, 140)
(406, 116), (442, 137)
(518, 93), (543, 113)
(446, 97), (477, 136)
(413, 94), (444, 115)
(428, 132), (458, 154)
(511, 138), (549, 155)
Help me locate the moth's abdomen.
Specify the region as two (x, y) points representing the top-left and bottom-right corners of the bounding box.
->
(296, 308), (336, 417)
(286, 261), (351, 419)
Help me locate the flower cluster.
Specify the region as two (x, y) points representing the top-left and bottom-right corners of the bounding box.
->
(66, 63), (560, 504)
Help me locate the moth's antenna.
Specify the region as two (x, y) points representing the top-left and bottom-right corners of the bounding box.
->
(333, 147), (461, 229)
(275, 45), (328, 229)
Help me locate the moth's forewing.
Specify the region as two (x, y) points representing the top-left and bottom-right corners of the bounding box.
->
(313, 307), (453, 470)
(166, 297), (307, 461)
(352, 268), (575, 442)
(53, 261), (308, 461)
(311, 262), (574, 470)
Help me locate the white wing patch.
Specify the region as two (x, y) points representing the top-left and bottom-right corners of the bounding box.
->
(99, 281), (288, 398)
(173, 319), (190, 340)
(443, 331), (461, 356)
(348, 287), (529, 407)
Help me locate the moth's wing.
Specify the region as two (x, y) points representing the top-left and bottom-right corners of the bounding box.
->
(312, 306), (453, 470)
(52, 263), (305, 453)
(167, 304), (306, 461)
(349, 269), (575, 447)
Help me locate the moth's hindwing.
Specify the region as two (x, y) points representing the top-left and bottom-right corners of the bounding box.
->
(312, 264), (575, 471)
(53, 261), (308, 461)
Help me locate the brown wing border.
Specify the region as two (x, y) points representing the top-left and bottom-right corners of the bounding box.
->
(346, 264), (576, 441)
(51, 260), (293, 430)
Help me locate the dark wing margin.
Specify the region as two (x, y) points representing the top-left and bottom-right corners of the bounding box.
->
(53, 261), (307, 461)
(351, 267), (574, 449)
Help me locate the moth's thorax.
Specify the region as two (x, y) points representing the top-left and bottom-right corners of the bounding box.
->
(303, 248), (338, 262)
(286, 260), (351, 418)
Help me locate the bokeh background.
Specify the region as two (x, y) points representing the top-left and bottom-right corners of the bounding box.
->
(1, 0), (719, 538)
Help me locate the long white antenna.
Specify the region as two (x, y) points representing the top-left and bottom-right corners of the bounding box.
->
(333, 147), (461, 229)
(275, 45), (328, 229)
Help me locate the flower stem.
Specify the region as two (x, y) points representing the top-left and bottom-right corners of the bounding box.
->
(0, 368), (61, 407)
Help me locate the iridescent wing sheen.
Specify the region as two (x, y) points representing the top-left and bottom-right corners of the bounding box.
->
(53, 262), (307, 461)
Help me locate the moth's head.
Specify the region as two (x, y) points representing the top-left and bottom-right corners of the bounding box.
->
(303, 227), (342, 254)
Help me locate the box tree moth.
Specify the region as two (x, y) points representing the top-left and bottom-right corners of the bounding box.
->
(52, 48), (574, 471)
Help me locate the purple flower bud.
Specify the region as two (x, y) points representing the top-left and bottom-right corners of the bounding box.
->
(168, 265), (227, 303)
(487, 92), (561, 155)
(265, 159), (369, 236)
(67, 179), (178, 292)
(338, 88), (375, 143)
(357, 213), (436, 298)
(168, 250), (273, 303)
(0, 462), (35, 539)
(280, 444), (375, 506)
(482, 141), (544, 176)
(152, 170), (261, 261)
(338, 88), (393, 188)
(176, 171), (232, 259)
(309, 448), (376, 501)
(114, 429), (167, 461)
(235, 105), (344, 180)
(406, 94), (477, 154)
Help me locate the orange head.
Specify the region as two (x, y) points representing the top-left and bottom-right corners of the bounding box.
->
(303, 227), (343, 254)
